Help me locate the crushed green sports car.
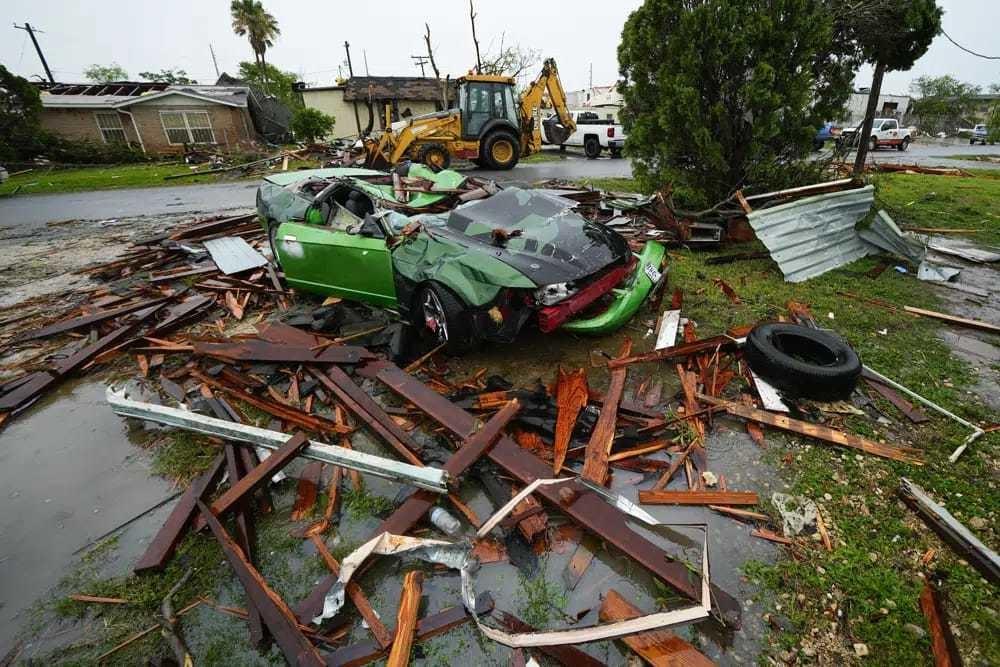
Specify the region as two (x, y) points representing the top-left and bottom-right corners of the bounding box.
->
(257, 165), (665, 351)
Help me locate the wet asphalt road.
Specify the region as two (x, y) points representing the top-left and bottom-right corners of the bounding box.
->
(0, 139), (994, 232)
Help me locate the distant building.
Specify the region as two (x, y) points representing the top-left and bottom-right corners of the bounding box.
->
(566, 84), (622, 109)
(37, 81), (256, 155)
(839, 91), (912, 126)
(969, 94), (1000, 122)
(302, 76), (457, 139)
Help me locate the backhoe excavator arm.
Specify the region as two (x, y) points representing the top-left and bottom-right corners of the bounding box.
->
(519, 58), (576, 155)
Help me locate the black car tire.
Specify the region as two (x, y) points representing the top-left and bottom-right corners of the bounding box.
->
(610, 147), (623, 158)
(418, 143), (451, 172)
(898, 137), (910, 151)
(584, 137), (601, 159)
(267, 221), (282, 270)
(482, 131), (520, 170)
(744, 323), (861, 400)
(869, 136), (878, 152)
(414, 283), (477, 354)
(970, 138), (976, 145)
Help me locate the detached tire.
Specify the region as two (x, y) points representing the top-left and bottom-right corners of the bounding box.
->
(414, 283), (477, 354)
(744, 323), (861, 400)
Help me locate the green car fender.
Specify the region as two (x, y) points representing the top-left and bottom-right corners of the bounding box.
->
(561, 241), (666, 335)
(391, 233), (535, 308)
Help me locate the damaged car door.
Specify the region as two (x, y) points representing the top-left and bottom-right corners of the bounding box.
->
(275, 186), (396, 307)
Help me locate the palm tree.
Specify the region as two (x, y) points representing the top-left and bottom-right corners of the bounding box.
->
(230, 0), (280, 69)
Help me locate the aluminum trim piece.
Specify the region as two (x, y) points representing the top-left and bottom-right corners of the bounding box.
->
(747, 185), (876, 282)
(106, 387), (448, 492)
(203, 236), (269, 275)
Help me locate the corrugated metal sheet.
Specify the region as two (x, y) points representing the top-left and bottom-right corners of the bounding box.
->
(203, 236), (268, 275)
(747, 185), (875, 282)
(858, 209), (926, 264)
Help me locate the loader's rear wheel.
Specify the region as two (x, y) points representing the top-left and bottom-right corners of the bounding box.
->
(418, 144), (451, 172)
(482, 132), (520, 170)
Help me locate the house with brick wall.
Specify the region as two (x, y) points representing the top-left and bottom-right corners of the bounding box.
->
(37, 82), (257, 156)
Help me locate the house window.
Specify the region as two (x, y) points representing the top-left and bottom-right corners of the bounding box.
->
(160, 110), (216, 145)
(95, 112), (127, 144)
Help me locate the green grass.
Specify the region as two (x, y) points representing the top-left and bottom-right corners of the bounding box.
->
(0, 158), (321, 196)
(937, 154), (1000, 162)
(518, 567), (568, 628)
(343, 485), (395, 520)
(873, 170), (1000, 245)
(521, 151), (571, 164)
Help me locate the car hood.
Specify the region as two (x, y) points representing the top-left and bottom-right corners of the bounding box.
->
(434, 187), (630, 285)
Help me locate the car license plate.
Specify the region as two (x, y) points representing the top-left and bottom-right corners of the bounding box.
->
(643, 263), (662, 284)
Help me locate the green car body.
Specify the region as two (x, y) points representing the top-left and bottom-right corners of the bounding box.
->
(257, 166), (663, 345)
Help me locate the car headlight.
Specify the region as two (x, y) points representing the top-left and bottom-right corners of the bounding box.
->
(535, 282), (578, 306)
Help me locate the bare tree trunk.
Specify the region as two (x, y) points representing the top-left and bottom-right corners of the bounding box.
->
(469, 0), (482, 73)
(852, 59), (886, 178)
(424, 23), (446, 108)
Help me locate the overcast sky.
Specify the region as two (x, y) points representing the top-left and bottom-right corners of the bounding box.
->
(3, 0), (997, 95)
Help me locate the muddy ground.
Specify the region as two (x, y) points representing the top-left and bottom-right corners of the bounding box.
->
(0, 188), (997, 664)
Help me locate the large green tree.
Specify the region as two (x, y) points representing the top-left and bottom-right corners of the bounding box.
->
(618, 0), (856, 206)
(139, 68), (196, 85)
(231, 0), (280, 72)
(84, 63), (129, 83)
(910, 75), (981, 134)
(237, 61), (301, 110)
(842, 0), (941, 175)
(291, 107), (335, 143)
(0, 65), (43, 161)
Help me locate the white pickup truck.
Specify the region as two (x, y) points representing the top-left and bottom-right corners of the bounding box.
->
(541, 109), (626, 158)
(839, 117), (912, 152)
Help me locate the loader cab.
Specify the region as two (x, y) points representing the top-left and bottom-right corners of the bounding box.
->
(458, 75), (520, 140)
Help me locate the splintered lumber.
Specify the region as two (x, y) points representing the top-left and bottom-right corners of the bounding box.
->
(197, 500), (324, 666)
(865, 379), (929, 423)
(68, 594), (128, 605)
(445, 398), (521, 482)
(365, 360), (742, 625)
(751, 529), (794, 545)
(193, 339), (374, 364)
(305, 465), (343, 537)
(607, 335), (738, 369)
(309, 366), (425, 466)
(698, 394), (924, 464)
(920, 582), (962, 667)
(709, 505), (769, 522)
(582, 338), (632, 485)
(202, 433), (309, 524)
(310, 535), (392, 648)
(903, 306), (1000, 334)
(553, 367), (588, 474)
(290, 461), (323, 521)
(13, 297), (168, 342)
(326, 594), (495, 667)
(639, 491), (759, 506)
(599, 589), (715, 666)
(494, 611), (606, 667)
(134, 453), (226, 573)
(608, 439), (672, 462)
(563, 537), (597, 590)
(386, 571), (424, 667)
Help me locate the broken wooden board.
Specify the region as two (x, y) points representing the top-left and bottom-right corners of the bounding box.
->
(553, 367), (588, 474)
(638, 491), (759, 506)
(655, 310), (681, 350)
(197, 500), (325, 667)
(904, 306), (1000, 335)
(607, 335), (738, 369)
(698, 394), (923, 464)
(865, 378), (930, 423)
(919, 581), (962, 667)
(582, 338), (631, 485)
(386, 571), (423, 667)
(193, 340), (373, 364)
(290, 461), (323, 521)
(563, 536), (598, 591)
(599, 589), (715, 666)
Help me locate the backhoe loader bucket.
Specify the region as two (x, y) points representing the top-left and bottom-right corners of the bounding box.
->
(542, 115), (572, 145)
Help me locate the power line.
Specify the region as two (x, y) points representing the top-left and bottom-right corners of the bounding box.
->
(941, 28), (1000, 60)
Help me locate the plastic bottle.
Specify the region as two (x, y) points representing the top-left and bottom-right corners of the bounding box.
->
(429, 507), (461, 535)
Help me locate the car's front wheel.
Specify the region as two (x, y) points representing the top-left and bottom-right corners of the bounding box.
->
(898, 137), (910, 151)
(414, 283), (477, 354)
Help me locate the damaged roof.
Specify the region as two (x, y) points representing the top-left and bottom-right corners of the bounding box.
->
(342, 76), (457, 102)
(39, 82), (249, 109)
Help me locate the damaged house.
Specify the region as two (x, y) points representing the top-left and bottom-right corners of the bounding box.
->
(37, 81), (257, 156)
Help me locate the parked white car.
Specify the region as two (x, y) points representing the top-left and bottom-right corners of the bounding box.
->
(971, 124), (993, 145)
(839, 117), (912, 152)
(541, 108), (626, 158)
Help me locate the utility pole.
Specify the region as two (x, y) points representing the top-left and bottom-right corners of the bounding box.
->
(209, 43), (220, 79)
(344, 41), (362, 136)
(410, 55), (429, 77)
(363, 50), (370, 76)
(13, 22), (54, 83)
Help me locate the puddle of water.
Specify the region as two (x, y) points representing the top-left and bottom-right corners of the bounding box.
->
(0, 377), (175, 652)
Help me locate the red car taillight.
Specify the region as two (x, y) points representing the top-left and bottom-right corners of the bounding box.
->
(607, 127), (615, 138)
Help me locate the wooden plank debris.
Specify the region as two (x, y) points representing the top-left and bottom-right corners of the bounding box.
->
(193, 340), (373, 364)
(582, 338), (631, 485)
(655, 310), (681, 350)
(68, 594), (129, 605)
(290, 461), (323, 521)
(134, 453), (226, 573)
(494, 611), (606, 667)
(904, 306), (1000, 335)
(919, 581), (962, 667)
(607, 335), (738, 369)
(698, 394), (924, 464)
(13, 297), (168, 343)
(197, 500), (325, 666)
(563, 537), (598, 590)
(639, 490), (760, 506)
(865, 378), (930, 423)
(553, 367), (588, 474)
(386, 571), (424, 667)
(751, 529), (794, 545)
(599, 589), (715, 666)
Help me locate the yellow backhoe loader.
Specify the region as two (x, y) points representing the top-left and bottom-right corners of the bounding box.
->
(360, 58), (575, 171)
